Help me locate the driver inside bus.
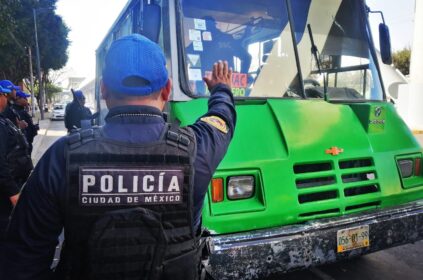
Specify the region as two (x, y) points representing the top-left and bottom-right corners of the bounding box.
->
(187, 16), (252, 95)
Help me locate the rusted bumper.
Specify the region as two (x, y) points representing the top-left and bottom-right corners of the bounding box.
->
(205, 200), (423, 280)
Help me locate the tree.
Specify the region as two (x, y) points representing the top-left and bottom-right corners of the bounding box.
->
(392, 47), (411, 76)
(0, 0), (69, 84)
(0, 0), (19, 42)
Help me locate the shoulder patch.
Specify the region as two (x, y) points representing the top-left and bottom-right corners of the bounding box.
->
(200, 116), (228, 134)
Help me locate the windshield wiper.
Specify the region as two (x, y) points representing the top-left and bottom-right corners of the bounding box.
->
(307, 24), (328, 100)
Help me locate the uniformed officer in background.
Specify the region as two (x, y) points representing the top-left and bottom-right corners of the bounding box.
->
(2, 34), (236, 280)
(0, 85), (31, 245)
(13, 90), (39, 154)
(0, 80), (28, 130)
(64, 90), (94, 132)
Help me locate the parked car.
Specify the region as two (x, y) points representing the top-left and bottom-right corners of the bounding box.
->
(51, 103), (66, 120)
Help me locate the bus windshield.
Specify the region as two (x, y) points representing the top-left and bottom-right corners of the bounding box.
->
(179, 0), (384, 101)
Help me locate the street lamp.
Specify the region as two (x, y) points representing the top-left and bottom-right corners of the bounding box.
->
(33, 7), (52, 120)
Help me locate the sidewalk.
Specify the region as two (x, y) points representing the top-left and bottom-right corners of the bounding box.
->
(31, 119), (52, 163)
(31, 116), (67, 164)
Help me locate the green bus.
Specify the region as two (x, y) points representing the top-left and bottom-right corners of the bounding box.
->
(95, 0), (423, 279)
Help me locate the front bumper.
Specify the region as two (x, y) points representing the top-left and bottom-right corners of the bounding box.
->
(52, 115), (64, 120)
(205, 200), (423, 280)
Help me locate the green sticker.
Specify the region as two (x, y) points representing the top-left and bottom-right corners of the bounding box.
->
(368, 106), (386, 133)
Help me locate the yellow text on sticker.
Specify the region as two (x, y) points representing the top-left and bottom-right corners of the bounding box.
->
(201, 116), (228, 134)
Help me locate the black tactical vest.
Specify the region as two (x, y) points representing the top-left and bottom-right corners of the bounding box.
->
(0, 116), (32, 180)
(56, 125), (202, 280)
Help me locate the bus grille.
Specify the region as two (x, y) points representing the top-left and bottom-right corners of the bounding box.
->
(293, 158), (381, 219)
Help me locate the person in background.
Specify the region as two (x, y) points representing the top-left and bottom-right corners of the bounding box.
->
(64, 90), (93, 132)
(0, 85), (24, 245)
(13, 91), (39, 154)
(0, 80), (28, 130)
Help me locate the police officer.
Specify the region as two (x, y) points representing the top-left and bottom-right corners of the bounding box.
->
(0, 85), (32, 244)
(64, 90), (94, 132)
(13, 91), (39, 154)
(2, 34), (235, 280)
(0, 80), (28, 129)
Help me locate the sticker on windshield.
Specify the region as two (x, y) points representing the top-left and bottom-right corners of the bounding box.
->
(232, 88), (246, 97)
(188, 68), (203, 81)
(187, 54), (201, 68)
(194, 18), (207, 30)
(202, 31), (212, 41)
(193, 41), (203, 51)
(232, 73), (248, 88)
(189, 29), (202, 42)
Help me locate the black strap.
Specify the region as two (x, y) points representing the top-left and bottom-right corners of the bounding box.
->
(165, 124), (191, 151)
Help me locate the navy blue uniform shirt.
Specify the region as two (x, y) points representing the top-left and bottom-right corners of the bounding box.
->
(64, 101), (93, 132)
(0, 114), (20, 242)
(1, 84), (236, 279)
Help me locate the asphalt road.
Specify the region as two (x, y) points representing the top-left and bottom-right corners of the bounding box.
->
(33, 119), (423, 279)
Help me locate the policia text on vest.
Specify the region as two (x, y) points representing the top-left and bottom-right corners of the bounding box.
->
(80, 167), (184, 206)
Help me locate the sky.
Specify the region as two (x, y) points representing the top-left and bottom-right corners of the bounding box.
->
(55, 0), (416, 86)
(367, 0), (415, 51)
(56, 0), (128, 86)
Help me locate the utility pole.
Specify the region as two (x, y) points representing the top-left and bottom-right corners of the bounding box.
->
(33, 8), (45, 120)
(27, 47), (36, 118)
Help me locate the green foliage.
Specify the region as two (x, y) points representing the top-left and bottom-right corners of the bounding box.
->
(45, 81), (62, 102)
(392, 48), (411, 76)
(33, 81), (62, 103)
(0, 0), (69, 83)
(0, 0), (20, 42)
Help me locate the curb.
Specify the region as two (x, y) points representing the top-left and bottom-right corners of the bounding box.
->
(31, 119), (51, 162)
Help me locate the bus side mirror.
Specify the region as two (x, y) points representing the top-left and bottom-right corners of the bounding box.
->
(379, 23), (392, 65)
(142, 4), (161, 43)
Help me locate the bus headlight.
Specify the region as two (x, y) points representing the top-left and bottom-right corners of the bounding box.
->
(398, 159), (414, 178)
(227, 176), (255, 200)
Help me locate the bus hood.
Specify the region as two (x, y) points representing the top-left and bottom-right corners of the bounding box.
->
(172, 98), (419, 174)
(220, 99), (418, 168)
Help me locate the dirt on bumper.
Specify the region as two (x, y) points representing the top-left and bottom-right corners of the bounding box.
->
(205, 200), (423, 280)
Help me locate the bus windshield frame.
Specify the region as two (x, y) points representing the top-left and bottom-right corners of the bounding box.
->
(176, 0), (386, 102)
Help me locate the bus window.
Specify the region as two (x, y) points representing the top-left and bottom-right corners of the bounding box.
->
(293, 0), (384, 101)
(180, 0), (302, 98)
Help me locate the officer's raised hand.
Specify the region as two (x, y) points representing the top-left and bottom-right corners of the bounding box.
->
(203, 60), (233, 92)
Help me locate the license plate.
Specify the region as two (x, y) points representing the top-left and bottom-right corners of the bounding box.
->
(337, 225), (370, 253)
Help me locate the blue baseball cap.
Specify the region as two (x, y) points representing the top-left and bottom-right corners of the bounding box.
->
(0, 80), (21, 91)
(102, 34), (168, 96)
(17, 90), (31, 98)
(0, 85), (11, 94)
(74, 90), (85, 99)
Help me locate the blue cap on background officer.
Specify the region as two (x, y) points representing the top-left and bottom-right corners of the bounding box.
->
(0, 86), (11, 110)
(0, 85), (12, 94)
(0, 80), (20, 101)
(16, 90), (31, 99)
(0, 80), (21, 91)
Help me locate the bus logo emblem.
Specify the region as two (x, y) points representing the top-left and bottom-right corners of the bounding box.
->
(325, 147), (344, 156)
(375, 107), (383, 117)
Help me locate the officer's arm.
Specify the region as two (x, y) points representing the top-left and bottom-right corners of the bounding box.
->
(0, 126), (20, 199)
(3, 139), (66, 279)
(192, 60), (236, 165)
